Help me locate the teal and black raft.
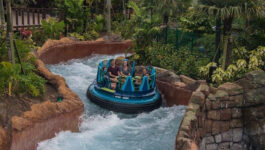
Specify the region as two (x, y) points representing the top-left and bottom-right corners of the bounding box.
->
(86, 60), (161, 114)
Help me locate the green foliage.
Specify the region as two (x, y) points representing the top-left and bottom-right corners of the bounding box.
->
(179, 8), (214, 33)
(153, 0), (191, 24)
(69, 30), (99, 41)
(57, 0), (89, 33)
(142, 44), (210, 79)
(0, 61), (46, 96)
(42, 17), (65, 40)
(32, 18), (65, 46)
(200, 46), (265, 85)
(14, 39), (31, 61)
(93, 14), (105, 32)
(127, 1), (161, 49)
(0, 30), (8, 61)
(0, 32), (46, 97)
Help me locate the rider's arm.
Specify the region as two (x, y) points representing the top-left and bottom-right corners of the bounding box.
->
(109, 71), (116, 78)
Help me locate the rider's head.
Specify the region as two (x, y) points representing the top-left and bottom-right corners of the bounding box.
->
(111, 59), (116, 67)
(123, 59), (128, 66)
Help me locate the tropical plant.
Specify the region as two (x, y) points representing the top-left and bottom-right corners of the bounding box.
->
(140, 43), (210, 79)
(200, 46), (265, 85)
(197, 0), (264, 69)
(41, 17), (65, 40)
(128, 1), (161, 48)
(0, 61), (46, 97)
(153, 0), (192, 25)
(179, 8), (214, 34)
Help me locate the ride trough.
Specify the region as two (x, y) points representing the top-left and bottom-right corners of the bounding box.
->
(87, 59), (162, 114)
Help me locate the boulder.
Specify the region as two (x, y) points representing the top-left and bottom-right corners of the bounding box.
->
(180, 75), (196, 85)
(157, 70), (181, 83)
(174, 81), (187, 88)
(196, 84), (210, 96)
(155, 67), (168, 74)
(214, 90), (229, 101)
(237, 70), (265, 89)
(218, 82), (243, 96)
(190, 91), (205, 105)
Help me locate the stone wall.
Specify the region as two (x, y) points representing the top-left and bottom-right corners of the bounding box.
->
(175, 70), (265, 150)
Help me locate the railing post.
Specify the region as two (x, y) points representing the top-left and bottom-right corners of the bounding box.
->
(27, 9), (30, 29)
(33, 9), (35, 26)
(22, 9), (24, 29)
(37, 9), (40, 27)
(15, 8), (19, 31)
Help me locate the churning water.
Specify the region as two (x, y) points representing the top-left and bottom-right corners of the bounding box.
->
(37, 54), (186, 150)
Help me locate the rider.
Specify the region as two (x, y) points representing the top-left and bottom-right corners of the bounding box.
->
(108, 59), (120, 89)
(142, 68), (150, 78)
(120, 59), (131, 77)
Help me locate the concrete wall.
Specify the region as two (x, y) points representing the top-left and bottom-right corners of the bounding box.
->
(38, 39), (133, 64)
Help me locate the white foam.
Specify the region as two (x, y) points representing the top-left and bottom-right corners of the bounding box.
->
(38, 54), (186, 150)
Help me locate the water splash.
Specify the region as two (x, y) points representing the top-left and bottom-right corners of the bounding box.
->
(38, 54), (186, 150)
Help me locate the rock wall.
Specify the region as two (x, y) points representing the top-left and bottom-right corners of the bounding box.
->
(38, 38), (133, 64)
(9, 60), (84, 150)
(175, 70), (265, 150)
(156, 68), (201, 106)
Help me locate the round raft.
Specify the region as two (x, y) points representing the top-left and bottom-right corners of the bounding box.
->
(87, 59), (161, 114)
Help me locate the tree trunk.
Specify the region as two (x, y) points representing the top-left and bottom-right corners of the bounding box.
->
(9, 32), (15, 65)
(222, 36), (228, 70)
(122, 0), (126, 20)
(163, 15), (169, 25)
(6, 0), (15, 64)
(106, 0), (111, 34)
(245, 14), (250, 47)
(222, 16), (233, 69)
(0, 0), (5, 31)
(213, 17), (221, 63)
(6, 0), (13, 34)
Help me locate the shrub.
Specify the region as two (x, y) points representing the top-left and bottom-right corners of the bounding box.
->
(0, 61), (46, 97)
(200, 46), (265, 85)
(42, 17), (65, 40)
(140, 44), (210, 79)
